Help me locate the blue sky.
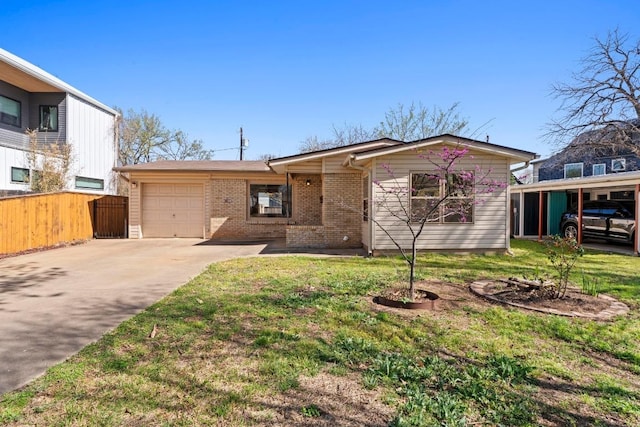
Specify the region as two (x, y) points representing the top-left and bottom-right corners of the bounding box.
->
(2, 1), (639, 160)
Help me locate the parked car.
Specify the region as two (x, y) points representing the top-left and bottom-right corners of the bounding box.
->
(560, 200), (636, 244)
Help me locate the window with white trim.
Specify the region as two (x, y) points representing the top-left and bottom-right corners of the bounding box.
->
(612, 158), (626, 172)
(410, 172), (474, 223)
(592, 163), (606, 176)
(564, 163), (583, 179)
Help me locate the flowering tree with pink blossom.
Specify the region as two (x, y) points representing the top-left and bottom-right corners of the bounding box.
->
(370, 145), (506, 300)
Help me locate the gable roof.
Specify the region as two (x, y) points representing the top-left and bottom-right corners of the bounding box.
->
(0, 48), (117, 116)
(348, 134), (538, 165)
(114, 160), (272, 173)
(114, 136), (537, 175)
(267, 138), (402, 173)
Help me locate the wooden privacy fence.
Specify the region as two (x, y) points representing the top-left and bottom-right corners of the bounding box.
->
(0, 192), (128, 256)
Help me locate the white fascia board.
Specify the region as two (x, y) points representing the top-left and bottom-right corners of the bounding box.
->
(268, 140), (400, 167)
(351, 137), (536, 164)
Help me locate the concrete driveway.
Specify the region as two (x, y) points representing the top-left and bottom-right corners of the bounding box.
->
(0, 238), (271, 395)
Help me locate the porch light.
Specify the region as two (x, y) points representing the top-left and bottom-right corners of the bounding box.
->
(305, 179), (311, 186)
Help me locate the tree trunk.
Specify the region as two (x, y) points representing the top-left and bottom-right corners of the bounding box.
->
(409, 242), (417, 301)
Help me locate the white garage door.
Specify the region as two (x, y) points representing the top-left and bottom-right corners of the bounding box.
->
(142, 183), (204, 238)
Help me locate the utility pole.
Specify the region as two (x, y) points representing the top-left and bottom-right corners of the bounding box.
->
(239, 127), (248, 160)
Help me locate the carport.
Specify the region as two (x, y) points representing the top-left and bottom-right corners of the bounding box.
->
(510, 171), (640, 256)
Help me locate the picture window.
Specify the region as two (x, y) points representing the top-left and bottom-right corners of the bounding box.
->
(0, 95), (21, 127)
(249, 183), (290, 218)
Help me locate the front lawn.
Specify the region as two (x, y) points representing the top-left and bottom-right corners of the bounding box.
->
(1, 240), (639, 426)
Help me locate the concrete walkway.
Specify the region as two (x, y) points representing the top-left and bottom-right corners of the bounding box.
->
(0, 239), (278, 395)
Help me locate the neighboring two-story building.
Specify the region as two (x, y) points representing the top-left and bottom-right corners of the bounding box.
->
(0, 48), (119, 196)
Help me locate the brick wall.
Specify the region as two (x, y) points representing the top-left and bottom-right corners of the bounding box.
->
(288, 173), (362, 248)
(322, 173), (362, 248)
(209, 174), (363, 248)
(286, 225), (326, 248)
(209, 179), (286, 240)
(292, 174), (322, 225)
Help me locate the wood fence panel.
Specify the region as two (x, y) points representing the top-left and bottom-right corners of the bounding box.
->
(0, 192), (128, 256)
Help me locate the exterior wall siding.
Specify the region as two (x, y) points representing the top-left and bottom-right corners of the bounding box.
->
(0, 145), (31, 193)
(128, 181), (141, 238)
(66, 94), (117, 194)
(371, 148), (509, 251)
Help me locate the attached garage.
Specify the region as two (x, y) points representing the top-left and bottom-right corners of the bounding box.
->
(114, 160), (278, 240)
(141, 183), (204, 238)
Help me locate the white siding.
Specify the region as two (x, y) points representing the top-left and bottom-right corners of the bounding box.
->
(371, 147), (510, 251)
(0, 145), (31, 192)
(66, 94), (117, 194)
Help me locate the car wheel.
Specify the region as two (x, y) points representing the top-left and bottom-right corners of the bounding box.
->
(562, 223), (578, 239)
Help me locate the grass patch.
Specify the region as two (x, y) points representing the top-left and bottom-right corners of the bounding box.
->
(1, 240), (639, 426)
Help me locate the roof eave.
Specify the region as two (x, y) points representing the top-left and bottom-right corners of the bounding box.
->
(267, 139), (402, 168)
(0, 48), (118, 116)
(351, 136), (537, 164)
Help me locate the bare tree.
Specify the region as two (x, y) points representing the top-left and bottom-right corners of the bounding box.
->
(117, 108), (213, 165)
(298, 135), (336, 153)
(298, 102), (471, 154)
(257, 153), (278, 161)
(332, 122), (378, 145)
(375, 102), (470, 141)
(157, 131), (213, 160)
(547, 29), (640, 155)
(25, 129), (73, 193)
(117, 108), (172, 165)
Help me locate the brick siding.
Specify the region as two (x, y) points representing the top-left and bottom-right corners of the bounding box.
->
(287, 173), (363, 248)
(209, 174), (363, 248)
(292, 174), (322, 225)
(209, 179), (286, 240)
